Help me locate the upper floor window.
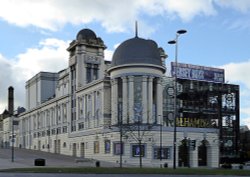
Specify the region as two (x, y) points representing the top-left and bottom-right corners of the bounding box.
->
(93, 64), (99, 80)
(86, 64), (92, 83)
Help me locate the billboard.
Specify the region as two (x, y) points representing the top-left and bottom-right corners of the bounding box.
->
(171, 62), (224, 83)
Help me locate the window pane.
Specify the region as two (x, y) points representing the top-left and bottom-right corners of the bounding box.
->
(113, 142), (123, 155)
(132, 144), (145, 157)
(105, 140), (111, 153)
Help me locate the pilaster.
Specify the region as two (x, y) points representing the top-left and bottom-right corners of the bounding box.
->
(111, 79), (118, 125)
(156, 78), (163, 124)
(128, 76), (134, 124)
(142, 76), (148, 123)
(122, 77), (128, 124)
(148, 76), (154, 123)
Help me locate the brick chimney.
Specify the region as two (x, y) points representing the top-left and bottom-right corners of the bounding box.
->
(8, 86), (14, 115)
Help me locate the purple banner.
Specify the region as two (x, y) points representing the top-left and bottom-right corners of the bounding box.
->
(171, 62), (224, 83)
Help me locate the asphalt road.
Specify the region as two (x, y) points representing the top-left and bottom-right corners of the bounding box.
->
(0, 174), (249, 177)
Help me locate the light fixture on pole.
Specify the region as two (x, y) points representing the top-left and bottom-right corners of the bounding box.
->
(168, 29), (187, 169)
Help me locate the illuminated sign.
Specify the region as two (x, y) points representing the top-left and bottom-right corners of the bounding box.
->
(176, 118), (217, 128)
(166, 117), (217, 128)
(171, 62), (224, 83)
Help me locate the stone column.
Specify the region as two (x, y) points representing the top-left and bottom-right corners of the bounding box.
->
(142, 76), (148, 123)
(92, 92), (96, 127)
(76, 46), (84, 87)
(128, 76), (134, 124)
(148, 76), (153, 123)
(122, 77), (128, 124)
(111, 78), (118, 125)
(156, 78), (163, 124)
(189, 143), (198, 167)
(82, 95), (85, 120)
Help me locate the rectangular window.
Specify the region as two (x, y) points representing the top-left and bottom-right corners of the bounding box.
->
(71, 125), (76, 132)
(62, 126), (67, 133)
(42, 131), (45, 137)
(104, 140), (111, 153)
(79, 98), (83, 116)
(153, 147), (171, 159)
(47, 130), (50, 136)
(94, 141), (99, 153)
(52, 129), (56, 135)
(57, 127), (61, 134)
(86, 64), (92, 83)
(93, 64), (99, 80)
(113, 142), (123, 155)
(78, 122), (84, 130)
(132, 144), (145, 157)
(63, 104), (67, 123)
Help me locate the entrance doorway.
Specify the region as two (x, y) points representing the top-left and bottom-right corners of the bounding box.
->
(198, 140), (208, 166)
(72, 143), (77, 157)
(54, 140), (61, 154)
(80, 143), (85, 158)
(178, 138), (189, 167)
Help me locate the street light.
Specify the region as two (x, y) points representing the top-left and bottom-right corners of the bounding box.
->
(158, 115), (163, 168)
(168, 29), (187, 169)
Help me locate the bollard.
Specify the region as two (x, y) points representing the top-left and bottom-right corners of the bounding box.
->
(34, 158), (46, 166)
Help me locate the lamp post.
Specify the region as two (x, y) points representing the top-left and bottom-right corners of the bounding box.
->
(168, 29), (187, 169)
(158, 115), (163, 167)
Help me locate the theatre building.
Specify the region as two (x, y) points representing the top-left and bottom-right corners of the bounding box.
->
(13, 28), (239, 167)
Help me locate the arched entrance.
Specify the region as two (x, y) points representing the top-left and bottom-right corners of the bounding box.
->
(178, 138), (189, 167)
(198, 140), (208, 166)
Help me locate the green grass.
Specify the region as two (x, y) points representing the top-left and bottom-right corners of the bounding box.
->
(0, 167), (250, 176)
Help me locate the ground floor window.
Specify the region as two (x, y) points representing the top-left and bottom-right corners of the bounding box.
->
(132, 144), (145, 157)
(94, 141), (99, 153)
(113, 142), (123, 155)
(104, 140), (111, 153)
(153, 146), (171, 159)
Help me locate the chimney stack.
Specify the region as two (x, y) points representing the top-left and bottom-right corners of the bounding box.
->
(8, 86), (14, 115)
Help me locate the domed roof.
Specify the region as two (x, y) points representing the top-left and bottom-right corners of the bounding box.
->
(76, 28), (97, 40)
(111, 37), (162, 67)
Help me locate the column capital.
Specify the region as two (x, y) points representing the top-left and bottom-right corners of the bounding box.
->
(128, 76), (134, 81)
(111, 78), (118, 85)
(121, 76), (127, 82)
(148, 76), (154, 82)
(142, 76), (148, 82)
(156, 77), (162, 84)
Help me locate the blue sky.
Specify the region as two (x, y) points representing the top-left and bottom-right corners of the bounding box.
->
(1, 0), (250, 127)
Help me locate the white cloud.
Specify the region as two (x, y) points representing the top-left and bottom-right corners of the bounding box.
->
(14, 38), (69, 80)
(0, 38), (69, 113)
(222, 60), (250, 89)
(216, 0), (250, 13)
(0, 54), (14, 112)
(241, 117), (250, 129)
(1, 0), (247, 34)
(104, 50), (113, 61)
(163, 0), (216, 22)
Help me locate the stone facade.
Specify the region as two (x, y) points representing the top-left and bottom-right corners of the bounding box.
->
(3, 29), (220, 168)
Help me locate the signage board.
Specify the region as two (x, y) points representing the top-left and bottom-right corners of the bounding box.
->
(171, 62), (224, 83)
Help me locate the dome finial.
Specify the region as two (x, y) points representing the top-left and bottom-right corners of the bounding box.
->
(135, 21), (138, 38)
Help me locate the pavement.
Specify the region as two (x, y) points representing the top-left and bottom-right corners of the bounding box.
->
(0, 148), (120, 169)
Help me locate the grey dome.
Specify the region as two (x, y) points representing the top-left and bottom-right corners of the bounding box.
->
(76, 29), (97, 40)
(111, 37), (162, 67)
